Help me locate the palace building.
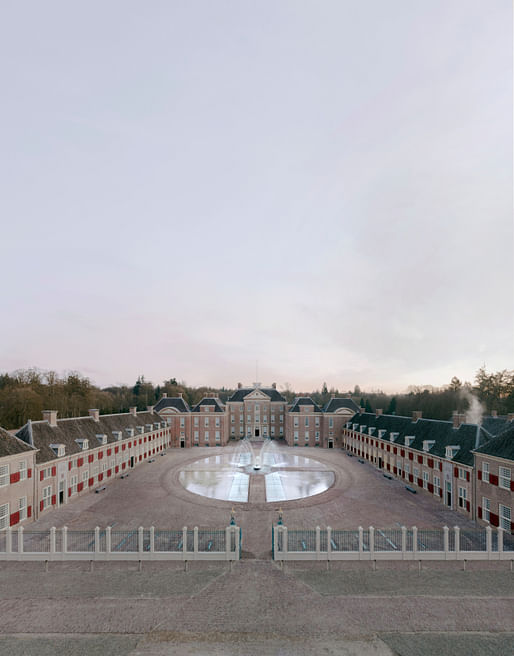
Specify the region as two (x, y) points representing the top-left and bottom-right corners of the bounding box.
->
(0, 382), (512, 535)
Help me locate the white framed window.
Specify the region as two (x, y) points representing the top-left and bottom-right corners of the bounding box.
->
(271, 426), (275, 436)
(102, 462), (107, 473)
(458, 468), (466, 480)
(231, 427), (235, 436)
(194, 431), (199, 440)
(19, 496), (27, 521)
(315, 417), (320, 427)
(294, 431), (299, 441)
(294, 418), (299, 427)
(405, 463), (410, 475)
(263, 415), (267, 423)
(247, 415), (251, 424)
(423, 471), (429, 489)
(315, 431), (320, 441)
(413, 467), (419, 480)
(0, 464), (10, 487)
(305, 417), (309, 427)
(215, 431), (220, 442)
(19, 461), (27, 481)
(397, 460), (402, 476)
(93, 465), (99, 477)
(194, 417), (199, 427)
(482, 497), (490, 522)
(42, 467), (52, 480)
(329, 418), (334, 428)
(458, 486), (467, 508)
(215, 418), (220, 427)
(231, 415), (235, 424)
(499, 504), (511, 531)
(499, 467), (511, 490)
(110, 459), (115, 470)
(42, 486), (52, 510)
(70, 475), (78, 495)
(279, 427), (284, 435)
(0, 503), (9, 529)
(271, 414), (275, 423)
(82, 471), (89, 486)
(239, 416), (243, 424)
(247, 427), (251, 436)
(204, 417), (209, 427)
(482, 462), (489, 482)
(280, 415), (283, 423)
(205, 431), (209, 441)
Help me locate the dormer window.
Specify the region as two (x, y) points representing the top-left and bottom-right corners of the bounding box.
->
(404, 436), (415, 447)
(96, 434), (107, 446)
(113, 430), (123, 441)
(346, 422), (352, 429)
(445, 445), (460, 459)
(125, 428), (134, 438)
(352, 423), (359, 431)
(137, 426), (144, 434)
(368, 427), (376, 436)
(423, 440), (435, 452)
(50, 444), (65, 457)
(390, 432), (399, 443)
(76, 439), (88, 451)
(154, 422), (160, 430)
(378, 429), (387, 439)
(360, 425), (366, 433)
(145, 424), (152, 432)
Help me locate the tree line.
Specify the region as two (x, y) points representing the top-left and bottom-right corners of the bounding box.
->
(0, 366), (512, 430)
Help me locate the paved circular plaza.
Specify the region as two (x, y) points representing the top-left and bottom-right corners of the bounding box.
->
(29, 441), (481, 559)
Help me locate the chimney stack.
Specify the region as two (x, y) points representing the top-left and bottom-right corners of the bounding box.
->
(237, 382), (242, 389)
(412, 410), (422, 421)
(88, 409), (100, 422)
(508, 413), (514, 422)
(359, 406), (365, 414)
(42, 410), (58, 427)
(452, 411), (466, 429)
(491, 410), (497, 418)
(162, 392), (167, 398)
(147, 405), (154, 414)
(376, 409), (383, 416)
(272, 382), (277, 389)
(129, 406), (137, 417)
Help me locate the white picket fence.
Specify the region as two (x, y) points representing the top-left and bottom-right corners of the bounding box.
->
(0, 525), (241, 561)
(273, 525), (514, 561)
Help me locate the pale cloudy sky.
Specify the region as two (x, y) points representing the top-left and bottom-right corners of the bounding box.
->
(1, 1), (512, 393)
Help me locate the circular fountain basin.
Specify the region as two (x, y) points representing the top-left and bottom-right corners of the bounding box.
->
(178, 448), (335, 503)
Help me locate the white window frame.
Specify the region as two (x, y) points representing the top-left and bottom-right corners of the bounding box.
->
(0, 503), (9, 529)
(42, 486), (52, 510)
(482, 496), (490, 522)
(482, 461), (489, 483)
(19, 461), (27, 481)
(0, 464), (9, 487)
(434, 475), (441, 496)
(423, 471), (429, 489)
(458, 486), (467, 508)
(499, 467), (511, 490)
(499, 504), (511, 531)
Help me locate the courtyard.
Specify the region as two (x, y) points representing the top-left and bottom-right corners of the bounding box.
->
(1, 443), (513, 655)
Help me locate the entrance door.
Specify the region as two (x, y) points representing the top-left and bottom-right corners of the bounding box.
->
(328, 441), (333, 449)
(255, 428), (260, 438)
(130, 456), (135, 468)
(59, 480), (65, 505)
(378, 457), (383, 469)
(445, 481), (452, 507)
(180, 440), (185, 448)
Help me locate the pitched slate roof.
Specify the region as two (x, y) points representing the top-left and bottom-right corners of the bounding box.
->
(323, 398), (360, 413)
(227, 387), (286, 403)
(289, 397), (323, 413)
(474, 422), (514, 462)
(15, 410), (164, 464)
(154, 397), (190, 413)
(480, 416), (511, 437)
(349, 412), (491, 466)
(190, 397), (225, 413)
(0, 426), (36, 457)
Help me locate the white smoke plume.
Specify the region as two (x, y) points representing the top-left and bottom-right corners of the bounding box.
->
(460, 390), (485, 425)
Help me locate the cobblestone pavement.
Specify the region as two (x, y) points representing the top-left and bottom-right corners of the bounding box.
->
(3, 444), (513, 654)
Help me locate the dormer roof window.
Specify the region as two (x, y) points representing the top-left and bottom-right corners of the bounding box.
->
(368, 427), (376, 436)
(50, 444), (65, 457)
(112, 430), (123, 441)
(445, 445), (460, 459)
(145, 424), (153, 432)
(137, 426), (144, 434)
(390, 432), (399, 442)
(352, 423), (359, 431)
(154, 422), (160, 430)
(378, 429), (387, 439)
(96, 434), (107, 446)
(75, 439), (88, 451)
(423, 440), (435, 452)
(125, 428), (134, 438)
(360, 425), (366, 433)
(404, 435), (415, 447)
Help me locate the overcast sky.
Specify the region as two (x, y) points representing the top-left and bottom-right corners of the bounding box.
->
(1, 1), (512, 393)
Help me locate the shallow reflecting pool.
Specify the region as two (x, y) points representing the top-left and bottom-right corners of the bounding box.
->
(178, 449), (334, 503)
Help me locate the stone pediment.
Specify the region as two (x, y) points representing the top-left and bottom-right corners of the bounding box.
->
(245, 389), (271, 401)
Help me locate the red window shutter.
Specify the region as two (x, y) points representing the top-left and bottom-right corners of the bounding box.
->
(88, 454), (94, 463)
(417, 478), (423, 487)
(453, 467), (458, 478)
(68, 461), (71, 471)
(401, 449), (405, 457)
(478, 506), (482, 518)
(40, 470), (44, 481)
(439, 488), (442, 497)
(466, 500), (470, 512)
(28, 468), (32, 478)
(409, 474), (414, 483)
(122, 463), (126, 470)
(68, 488), (71, 497)
(40, 500), (44, 512)
(510, 481), (514, 492)
(122, 444), (126, 451)
(393, 447), (397, 455)
(10, 511), (20, 526)
(51, 494), (56, 505)
(51, 466), (56, 477)
(408, 453), (413, 461)
(490, 513), (499, 527)
(115, 447), (119, 454)
(78, 482), (83, 492)
(393, 467), (397, 475)
(466, 471), (470, 482)
(428, 459), (433, 468)
(98, 473), (103, 482)
(439, 461), (442, 471)
(88, 477), (94, 487)
(428, 483), (433, 493)
(128, 442), (131, 448)
(10, 472), (20, 484)
(490, 474), (498, 486)
(115, 466), (119, 473)
(417, 455), (422, 464)
(27, 505), (32, 518)
(478, 469), (482, 480)
(78, 458), (83, 467)
(107, 449), (111, 456)
(99, 451), (103, 459)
